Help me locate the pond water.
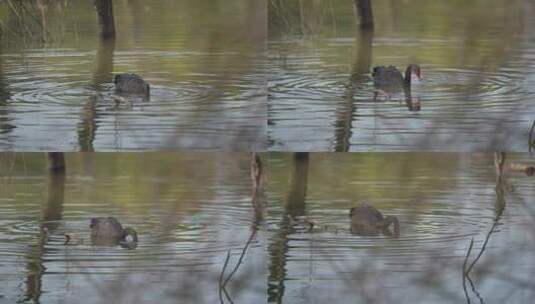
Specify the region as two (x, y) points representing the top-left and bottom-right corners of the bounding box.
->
(268, 0), (535, 151)
(1, 152), (534, 303)
(267, 153), (535, 303)
(0, 0), (266, 151)
(0, 153), (265, 303)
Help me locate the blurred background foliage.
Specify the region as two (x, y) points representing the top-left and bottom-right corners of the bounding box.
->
(0, 0), (265, 81)
(269, 0), (527, 71)
(0, 152), (253, 214)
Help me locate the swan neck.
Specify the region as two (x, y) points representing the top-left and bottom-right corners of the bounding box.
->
(384, 216), (400, 236)
(404, 66), (412, 88)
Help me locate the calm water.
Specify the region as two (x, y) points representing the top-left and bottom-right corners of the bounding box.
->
(0, 0), (266, 151)
(1, 152), (534, 303)
(268, 0), (535, 151)
(0, 153), (265, 303)
(267, 153), (535, 303)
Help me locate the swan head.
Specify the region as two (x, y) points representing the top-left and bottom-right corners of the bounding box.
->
(407, 64), (422, 80)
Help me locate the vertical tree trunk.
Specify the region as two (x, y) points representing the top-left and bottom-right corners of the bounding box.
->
(354, 0), (374, 29)
(94, 0), (116, 39)
(0, 35), (15, 134)
(250, 152), (266, 222)
(285, 152), (309, 217)
(251, 152), (264, 192)
(47, 152), (65, 174)
(494, 152), (507, 214)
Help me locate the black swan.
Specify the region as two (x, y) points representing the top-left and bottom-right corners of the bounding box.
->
(89, 217), (138, 248)
(349, 204), (400, 236)
(114, 73), (150, 98)
(372, 64), (421, 100)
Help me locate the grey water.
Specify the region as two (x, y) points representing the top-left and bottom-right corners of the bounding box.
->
(0, 0), (266, 151)
(0, 153), (265, 303)
(267, 153), (535, 303)
(268, 0), (535, 151)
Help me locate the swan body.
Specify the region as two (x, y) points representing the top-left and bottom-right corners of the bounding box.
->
(349, 204), (400, 236)
(372, 64), (421, 100)
(90, 217), (138, 248)
(114, 73), (150, 98)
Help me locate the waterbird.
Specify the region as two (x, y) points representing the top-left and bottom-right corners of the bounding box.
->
(349, 204), (400, 237)
(89, 217), (138, 248)
(372, 64), (422, 100)
(114, 73), (150, 98)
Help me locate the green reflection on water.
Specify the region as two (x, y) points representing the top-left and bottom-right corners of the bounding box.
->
(269, 0), (522, 70)
(0, 0), (265, 78)
(266, 152), (535, 303)
(0, 152), (265, 303)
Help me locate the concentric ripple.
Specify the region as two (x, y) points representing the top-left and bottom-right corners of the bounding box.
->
(0, 154), (265, 303)
(269, 34), (535, 151)
(0, 46), (265, 150)
(267, 153), (535, 303)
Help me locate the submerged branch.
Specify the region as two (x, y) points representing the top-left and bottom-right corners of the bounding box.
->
(222, 229), (257, 288)
(218, 228), (257, 303)
(218, 153), (264, 302)
(218, 250), (231, 304)
(462, 238), (474, 277)
(465, 190), (506, 275)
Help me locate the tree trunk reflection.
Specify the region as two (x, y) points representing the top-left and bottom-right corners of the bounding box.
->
(268, 153), (309, 303)
(334, 29), (373, 151)
(24, 160), (66, 302)
(78, 36), (116, 151)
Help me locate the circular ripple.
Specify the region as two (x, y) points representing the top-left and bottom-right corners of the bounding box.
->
(270, 65), (527, 105)
(10, 79), (92, 106)
(418, 67), (526, 104)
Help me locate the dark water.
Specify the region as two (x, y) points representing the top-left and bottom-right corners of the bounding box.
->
(268, 0), (535, 151)
(0, 153), (265, 303)
(0, 0), (266, 151)
(267, 153), (535, 303)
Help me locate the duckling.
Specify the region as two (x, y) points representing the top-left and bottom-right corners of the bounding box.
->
(114, 73), (150, 98)
(90, 217), (138, 248)
(349, 204), (400, 236)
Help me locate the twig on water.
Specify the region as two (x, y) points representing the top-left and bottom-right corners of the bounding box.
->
(218, 226), (258, 303)
(463, 238), (485, 304)
(465, 213), (501, 275)
(462, 238), (474, 303)
(218, 153), (263, 303)
(466, 274), (484, 304)
(218, 250), (231, 304)
(463, 238), (474, 276)
(222, 287), (233, 304)
(222, 228), (257, 288)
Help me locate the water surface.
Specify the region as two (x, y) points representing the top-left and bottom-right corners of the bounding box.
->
(0, 153), (265, 303)
(267, 153), (535, 303)
(0, 0), (266, 151)
(268, 0), (535, 151)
